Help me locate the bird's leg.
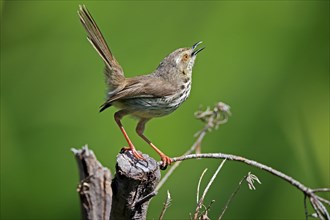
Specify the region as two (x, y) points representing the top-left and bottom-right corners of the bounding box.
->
(136, 119), (173, 170)
(114, 110), (144, 160)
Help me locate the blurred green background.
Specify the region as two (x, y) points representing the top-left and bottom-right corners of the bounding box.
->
(1, 1), (329, 219)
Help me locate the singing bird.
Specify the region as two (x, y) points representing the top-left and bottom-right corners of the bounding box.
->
(78, 5), (204, 169)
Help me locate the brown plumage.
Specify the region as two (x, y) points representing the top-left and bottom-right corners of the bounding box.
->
(78, 5), (204, 169)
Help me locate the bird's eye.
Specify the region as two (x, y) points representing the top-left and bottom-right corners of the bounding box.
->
(182, 54), (189, 62)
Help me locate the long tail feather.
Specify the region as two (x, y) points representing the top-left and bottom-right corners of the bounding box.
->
(78, 5), (125, 88)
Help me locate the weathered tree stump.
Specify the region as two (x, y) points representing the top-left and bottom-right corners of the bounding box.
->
(72, 146), (160, 220)
(72, 146), (112, 220)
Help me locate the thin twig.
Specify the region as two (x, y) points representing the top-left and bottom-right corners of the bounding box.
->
(218, 174), (247, 220)
(310, 195), (330, 220)
(304, 194), (309, 220)
(134, 191), (157, 208)
(218, 172), (261, 219)
(199, 200), (215, 220)
(159, 190), (171, 220)
(312, 188), (330, 193)
(194, 159), (227, 220)
(316, 195), (330, 206)
(197, 169), (208, 204)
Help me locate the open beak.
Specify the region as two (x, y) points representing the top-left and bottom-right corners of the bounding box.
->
(191, 41), (205, 56)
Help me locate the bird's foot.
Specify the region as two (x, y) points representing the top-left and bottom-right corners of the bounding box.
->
(121, 146), (145, 160)
(160, 154), (173, 170)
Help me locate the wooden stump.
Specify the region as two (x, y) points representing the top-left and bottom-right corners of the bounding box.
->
(72, 146), (160, 220)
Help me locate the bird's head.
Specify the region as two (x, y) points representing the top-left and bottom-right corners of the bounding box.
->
(155, 42), (204, 79)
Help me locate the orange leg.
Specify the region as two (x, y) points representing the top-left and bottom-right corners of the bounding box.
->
(114, 110), (144, 160)
(136, 119), (173, 169)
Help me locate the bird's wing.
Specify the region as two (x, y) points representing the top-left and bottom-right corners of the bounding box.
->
(99, 76), (178, 112)
(78, 5), (125, 89)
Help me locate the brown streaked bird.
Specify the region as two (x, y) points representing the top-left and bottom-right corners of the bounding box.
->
(78, 5), (204, 169)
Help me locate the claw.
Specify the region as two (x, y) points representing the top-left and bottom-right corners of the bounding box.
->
(160, 155), (173, 170)
(121, 146), (145, 160)
(160, 164), (167, 170)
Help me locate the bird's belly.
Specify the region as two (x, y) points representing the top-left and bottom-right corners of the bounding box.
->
(114, 91), (190, 118)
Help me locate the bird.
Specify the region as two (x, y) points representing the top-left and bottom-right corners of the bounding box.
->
(78, 5), (204, 169)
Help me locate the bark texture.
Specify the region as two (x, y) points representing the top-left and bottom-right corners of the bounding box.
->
(110, 150), (160, 220)
(72, 146), (160, 220)
(72, 146), (112, 220)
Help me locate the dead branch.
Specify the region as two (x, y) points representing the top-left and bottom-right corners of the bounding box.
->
(169, 153), (330, 219)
